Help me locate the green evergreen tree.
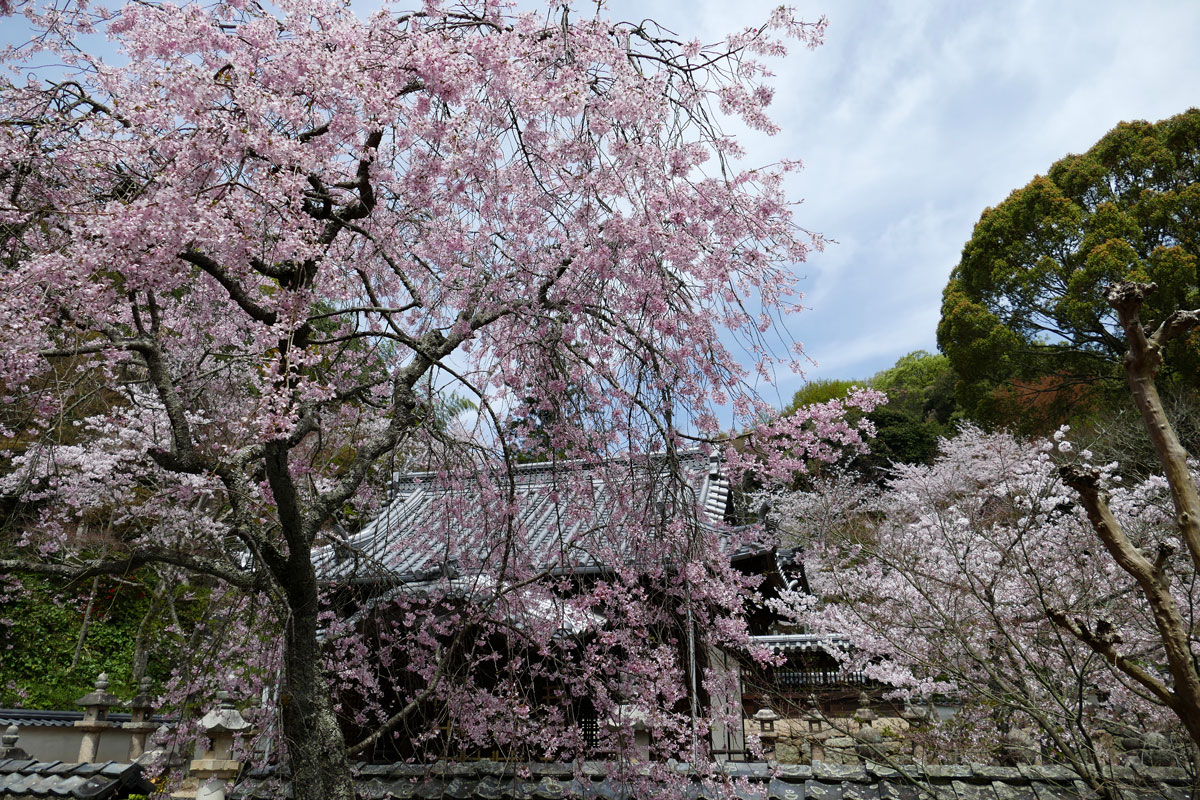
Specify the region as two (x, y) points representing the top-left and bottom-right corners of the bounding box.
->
(939, 108), (1200, 427)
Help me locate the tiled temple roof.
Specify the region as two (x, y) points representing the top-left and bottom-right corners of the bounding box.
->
(314, 452), (743, 585)
(751, 635), (852, 654)
(0, 758), (154, 799)
(0, 710), (170, 729)
(229, 760), (1195, 800)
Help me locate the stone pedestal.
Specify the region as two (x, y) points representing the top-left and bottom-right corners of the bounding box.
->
(74, 673), (120, 762)
(181, 691), (251, 800)
(0, 724), (30, 760)
(124, 677), (157, 760)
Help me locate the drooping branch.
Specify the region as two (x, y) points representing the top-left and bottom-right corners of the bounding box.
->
(345, 641), (454, 758)
(70, 574), (101, 670)
(316, 304), (511, 518)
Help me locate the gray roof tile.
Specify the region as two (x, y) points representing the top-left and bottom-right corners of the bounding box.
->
(990, 784), (1037, 800)
(776, 765), (815, 782)
(968, 766), (1024, 783)
(768, 777), (804, 800)
(951, 779), (998, 800)
(1131, 765), (1190, 784)
(1027, 780), (1080, 800)
(806, 779), (844, 800)
(47, 774), (88, 796)
(842, 780), (881, 800)
(0, 710), (170, 729)
(925, 766), (973, 782)
(352, 777), (390, 798)
(68, 762), (105, 777)
(229, 761), (1199, 800)
(876, 779), (920, 800)
(315, 453), (740, 585)
(0, 757), (151, 799)
(1151, 784), (1190, 800)
(474, 775), (509, 799)
(863, 764), (901, 781)
(1019, 766), (1077, 784)
(813, 764), (868, 783)
(924, 784), (958, 800)
(28, 760), (63, 773)
(3, 771), (43, 794)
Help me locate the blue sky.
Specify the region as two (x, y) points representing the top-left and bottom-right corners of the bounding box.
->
(595, 0), (1200, 408)
(6, 0), (1199, 414)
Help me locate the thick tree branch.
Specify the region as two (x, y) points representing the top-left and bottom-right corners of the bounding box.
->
(179, 249), (279, 325)
(265, 440), (317, 585)
(214, 465), (290, 580)
(1044, 606), (1176, 709)
(0, 549), (259, 590)
(136, 338), (208, 475)
(1060, 464), (1196, 695)
(1106, 281), (1200, 576)
(1068, 281), (1200, 749)
(40, 338), (147, 358)
(297, 121), (330, 143)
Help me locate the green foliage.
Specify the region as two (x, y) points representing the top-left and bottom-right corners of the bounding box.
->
(858, 408), (941, 473)
(869, 350), (958, 425)
(781, 353), (961, 482)
(939, 108), (1200, 428)
(784, 378), (860, 414)
(0, 573), (187, 709)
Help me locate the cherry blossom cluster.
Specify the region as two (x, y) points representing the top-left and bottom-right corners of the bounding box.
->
(769, 425), (1194, 768)
(724, 388), (884, 486)
(0, 0), (838, 794)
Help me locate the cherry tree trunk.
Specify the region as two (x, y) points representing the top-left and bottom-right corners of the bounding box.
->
(280, 566), (355, 800)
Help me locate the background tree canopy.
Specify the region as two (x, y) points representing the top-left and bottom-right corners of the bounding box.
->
(780, 351), (958, 482)
(938, 108), (1200, 428)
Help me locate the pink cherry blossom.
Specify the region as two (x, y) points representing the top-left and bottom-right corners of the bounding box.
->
(0, 2), (841, 798)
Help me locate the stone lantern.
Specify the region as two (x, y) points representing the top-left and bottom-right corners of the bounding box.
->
(75, 672), (121, 762)
(802, 700), (824, 733)
(124, 677), (157, 760)
(852, 690), (877, 727)
(0, 724), (30, 760)
(605, 705), (652, 762)
(753, 707), (779, 733)
(753, 707), (780, 758)
(190, 690), (251, 800)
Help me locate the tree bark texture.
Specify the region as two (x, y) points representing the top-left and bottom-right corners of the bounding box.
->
(1060, 281), (1200, 753)
(279, 559), (355, 800)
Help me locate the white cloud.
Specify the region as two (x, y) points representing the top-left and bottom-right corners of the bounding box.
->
(642, 0), (1200, 396)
